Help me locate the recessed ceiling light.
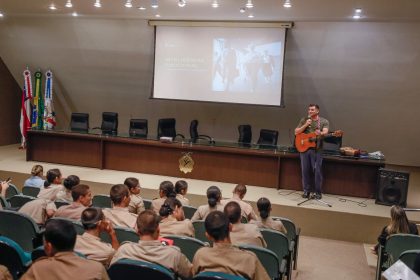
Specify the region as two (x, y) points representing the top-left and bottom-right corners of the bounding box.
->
(151, 0), (159, 9)
(212, 0), (219, 8)
(283, 0), (292, 8)
(155, 14), (161, 17)
(72, 12), (78, 17)
(138, 6), (146, 10)
(94, 0), (101, 8)
(352, 14), (361, 19)
(178, 0), (186, 8)
(248, 13), (254, 18)
(0, 12), (4, 17)
(245, 0), (253, 9)
(355, 8), (362, 14)
(49, 4), (57, 10)
(239, 7), (246, 13)
(125, 0), (133, 8)
(65, 0), (73, 8)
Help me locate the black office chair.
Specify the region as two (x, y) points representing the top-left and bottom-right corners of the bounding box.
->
(238, 124), (252, 146)
(157, 118), (184, 140)
(190, 120), (213, 144)
(129, 119), (148, 138)
(257, 129), (278, 149)
(101, 112), (118, 135)
(70, 113), (89, 132)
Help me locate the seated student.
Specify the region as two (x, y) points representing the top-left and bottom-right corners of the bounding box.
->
(192, 211), (270, 280)
(151, 181), (176, 214)
(19, 197), (57, 225)
(250, 197), (287, 234)
(24, 165), (45, 188)
(124, 177), (145, 215)
(37, 169), (64, 201)
(54, 184), (92, 220)
(56, 175), (80, 203)
(74, 207), (119, 267)
(372, 205), (419, 254)
(221, 184), (257, 222)
(191, 186), (225, 222)
(159, 197), (195, 237)
(224, 201), (266, 248)
(175, 180), (190, 206)
(103, 184), (138, 229)
(111, 210), (192, 279)
(21, 219), (108, 280)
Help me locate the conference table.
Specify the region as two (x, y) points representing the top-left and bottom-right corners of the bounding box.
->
(26, 129), (385, 198)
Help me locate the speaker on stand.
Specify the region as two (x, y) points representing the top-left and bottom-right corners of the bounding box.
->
(375, 168), (409, 207)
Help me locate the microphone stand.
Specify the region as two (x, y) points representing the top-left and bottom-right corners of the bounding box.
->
(297, 193), (332, 207)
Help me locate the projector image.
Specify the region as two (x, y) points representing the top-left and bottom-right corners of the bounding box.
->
(159, 137), (173, 143)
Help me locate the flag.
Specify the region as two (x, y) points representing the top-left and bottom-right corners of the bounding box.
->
(20, 69), (33, 148)
(32, 70), (43, 129)
(43, 70), (56, 130)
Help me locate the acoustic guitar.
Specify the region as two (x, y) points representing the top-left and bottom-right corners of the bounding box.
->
(295, 130), (343, 153)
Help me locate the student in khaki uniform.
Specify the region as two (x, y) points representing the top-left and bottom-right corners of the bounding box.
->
(54, 184), (92, 220)
(221, 184), (257, 222)
(21, 219), (109, 280)
(74, 207), (119, 267)
(250, 197), (287, 234)
(124, 177), (145, 215)
(159, 197), (194, 237)
(56, 175), (80, 203)
(111, 210), (192, 279)
(191, 186), (225, 222)
(151, 181), (176, 214)
(175, 180), (190, 206)
(224, 201), (266, 247)
(192, 211), (270, 280)
(37, 169), (64, 201)
(103, 184), (137, 229)
(19, 198), (57, 225)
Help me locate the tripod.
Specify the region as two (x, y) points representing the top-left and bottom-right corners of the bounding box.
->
(297, 193), (332, 207)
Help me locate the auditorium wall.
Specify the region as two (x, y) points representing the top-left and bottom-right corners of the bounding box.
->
(0, 17), (419, 166)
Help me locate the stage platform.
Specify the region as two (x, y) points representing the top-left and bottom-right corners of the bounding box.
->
(1, 144), (419, 244)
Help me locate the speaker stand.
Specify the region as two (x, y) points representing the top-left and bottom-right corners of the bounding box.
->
(297, 194), (332, 207)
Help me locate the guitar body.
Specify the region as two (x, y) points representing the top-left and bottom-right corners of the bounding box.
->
(295, 132), (317, 153)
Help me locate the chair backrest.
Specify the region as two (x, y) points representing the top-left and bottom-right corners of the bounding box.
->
(0, 210), (40, 252)
(92, 195), (112, 208)
(238, 125), (252, 145)
(70, 113), (89, 132)
(54, 200), (70, 209)
(129, 119), (148, 138)
(239, 244), (280, 279)
(108, 259), (175, 280)
(193, 271), (247, 280)
(260, 229), (290, 261)
(101, 112), (118, 135)
(385, 234), (420, 266)
(50, 217), (85, 235)
(8, 195), (36, 209)
(0, 196), (9, 208)
(257, 129), (278, 147)
(0, 237), (32, 280)
(190, 120), (199, 141)
(22, 186), (41, 197)
(158, 118), (177, 138)
(163, 235), (207, 262)
(399, 249), (420, 271)
(323, 135), (343, 152)
(100, 226), (139, 244)
(192, 221), (212, 244)
(183, 205), (197, 220)
(5, 184), (20, 199)
(143, 199), (152, 210)
(273, 217), (297, 244)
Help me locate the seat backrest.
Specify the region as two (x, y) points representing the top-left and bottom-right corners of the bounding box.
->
(257, 129), (279, 146)
(0, 210), (40, 252)
(70, 113), (89, 132)
(0, 237), (32, 279)
(158, 118), (177, 138)
(100, 226), (139, 244)
(143, 199), (152, 210)
(129, 119), (148, 138)
(101, 112), (118, 134)
(5, 184), (20, 199)
(183, 205), (197, 220)
(50, 217), (85, 235)
(163, 235), (207, 262)
(399, 249), (420, 271)
(8, 195), (36, 209)
(273, 216), (297, 244)
(238, 125), (252, 144)
(385, 234), (420, 266)
(192, 221), (212, 244)
(260, 229), (290, 261)
(108, 259), (175, 280)
(22, 186), (41, 198)
(190, 120), (199, 141)
(0, 196), (9, 208)
(323, 135), (343, 153)
(239, 244), (280, 279)
(193, 271), (247, 280)
(54, 200), (70, 209)
(92, 195), (112, 208)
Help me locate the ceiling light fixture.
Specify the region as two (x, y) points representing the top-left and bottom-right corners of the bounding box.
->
(245, 0), (253, 9)
(212, 0), (219, 8)
(355, 8), (362, 14)
(151, 0), (159, 9)
(72, 12), (78, 17)
(138, 6), (146, 10)
(49, 4), (57, 10)
(178, 0), (186, 7)
(352, 14), (361, 19)
(65, 0), (73, 8)
(94, 0), (101, 8)
(125, 0), (133, 8)
(0, 11), (4, 17)
(239, 7), (246, 13)
(248, 13), (254, 18)
(283, 0), (292, 8)
(155, 14), (161, 17)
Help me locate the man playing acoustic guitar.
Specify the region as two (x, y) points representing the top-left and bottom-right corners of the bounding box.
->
(295, 104), (329, 200)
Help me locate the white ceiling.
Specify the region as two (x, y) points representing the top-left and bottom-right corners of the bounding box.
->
(1, 0), (420, 22)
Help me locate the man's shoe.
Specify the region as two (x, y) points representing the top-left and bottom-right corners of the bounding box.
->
(302, 192), (310, 199)
(314, 193), (322, 200)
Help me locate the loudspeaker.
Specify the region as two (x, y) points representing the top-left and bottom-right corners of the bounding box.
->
(375, 169), (409, 207)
